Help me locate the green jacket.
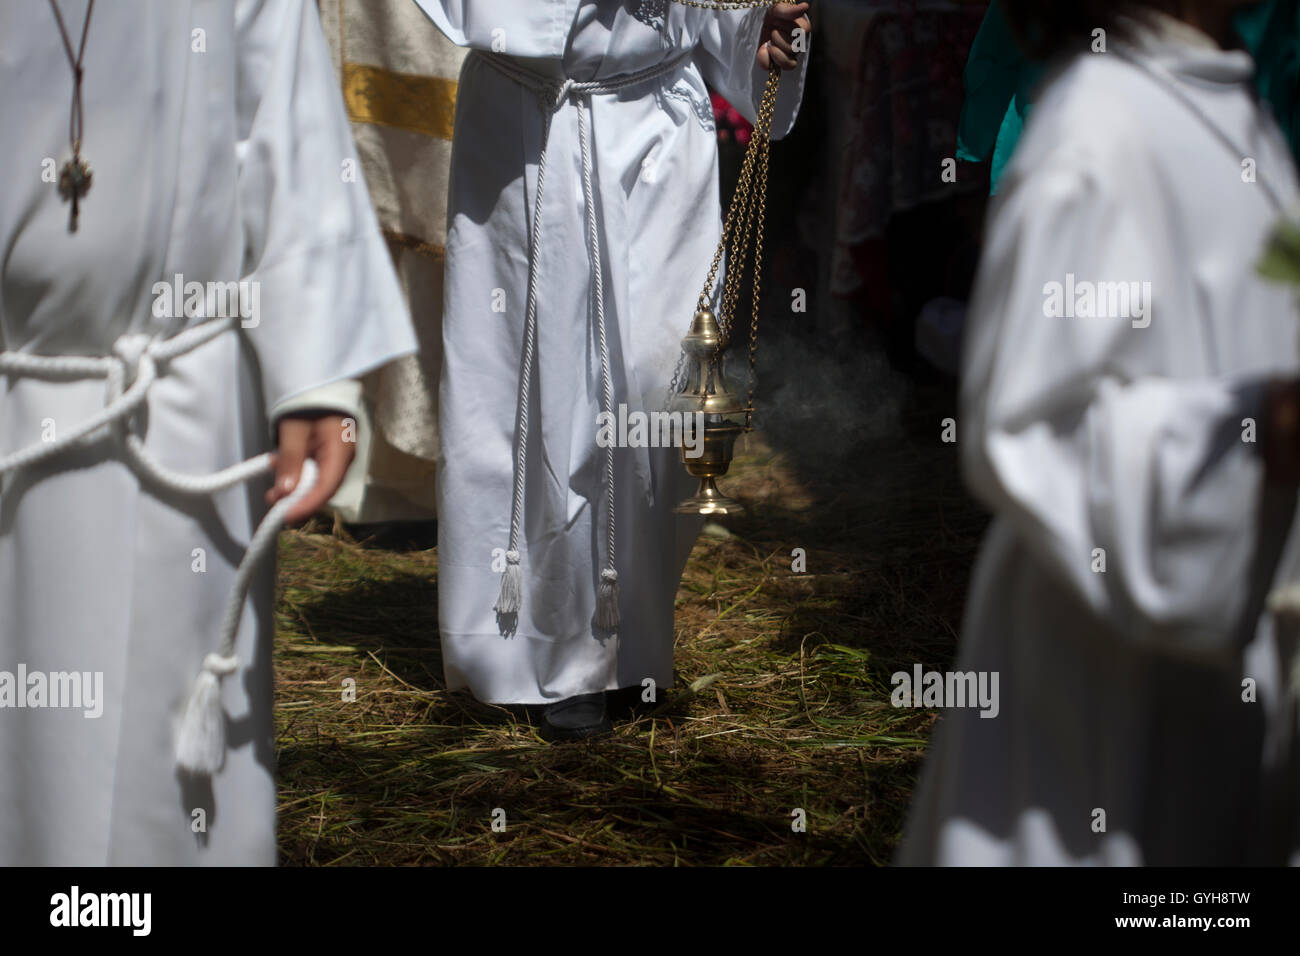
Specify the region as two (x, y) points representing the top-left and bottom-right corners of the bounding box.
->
(958, 0), (1300, 192)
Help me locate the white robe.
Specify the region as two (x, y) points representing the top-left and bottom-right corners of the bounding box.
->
(901, 16), (1300, 866)
(416, 1), (808, 703)
(0, 0), (415, 864)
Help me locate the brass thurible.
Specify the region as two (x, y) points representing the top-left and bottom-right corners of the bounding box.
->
(669, 307), (747, 516)
(668, 64), (782, 516)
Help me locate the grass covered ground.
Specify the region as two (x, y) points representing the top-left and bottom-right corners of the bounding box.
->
(273, 368), (986, 866)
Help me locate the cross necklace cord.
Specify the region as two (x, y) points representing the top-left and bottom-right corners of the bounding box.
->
(49, 0), (95, 233)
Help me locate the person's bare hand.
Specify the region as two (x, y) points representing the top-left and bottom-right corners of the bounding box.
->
(757, 2), (811, 71)
(267, 412), (356, 523)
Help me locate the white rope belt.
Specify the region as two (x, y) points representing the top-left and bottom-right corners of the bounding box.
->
(474, 49), (691, 632)
(0, 315), (318, 775)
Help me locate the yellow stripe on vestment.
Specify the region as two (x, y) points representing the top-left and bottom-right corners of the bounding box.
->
(343, 63), (457, 140)
(383, 230), (446, 262)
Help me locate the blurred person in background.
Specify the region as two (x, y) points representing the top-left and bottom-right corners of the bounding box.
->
(901, 0), (1300, 865)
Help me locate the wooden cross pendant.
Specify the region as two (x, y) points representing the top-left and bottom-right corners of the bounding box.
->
(58, 155), (92, 233)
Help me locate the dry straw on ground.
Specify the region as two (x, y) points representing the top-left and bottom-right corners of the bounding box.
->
(274, 376), (984, 866)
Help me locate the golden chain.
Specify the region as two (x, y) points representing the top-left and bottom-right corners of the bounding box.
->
(746, 72), (775, 427)
(664, 0), (798, 427)
(684, 66), (781, 431)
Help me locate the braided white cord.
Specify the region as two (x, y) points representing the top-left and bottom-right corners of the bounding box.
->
(475, 50), (691, 621)
(112, 324), (279, 496)
(0, 352), (114, 377)
(577, 98), (619, 626)
(213, 457), (317, 660)
(124, 438), (274, 497)
(0, 316), (243, 483)
(476, 49), (690, 109)
(0, 351), (156, 475)
(176, 454), (317, 777)
(2, 315), (327, 773)
(499, 99), (553, 599)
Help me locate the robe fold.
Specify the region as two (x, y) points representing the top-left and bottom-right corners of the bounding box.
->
(415, 0), (808, 704)
(901, 14), (1300, 866)
(0, 0), (416, 864)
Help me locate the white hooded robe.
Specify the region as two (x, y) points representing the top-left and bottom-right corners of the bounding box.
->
(0, 0), (416, 864)
(900, 15), (1300, 866)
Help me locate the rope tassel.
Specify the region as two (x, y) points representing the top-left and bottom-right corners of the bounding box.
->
(175, 653), (239, 775)
(0, 319), (326, 777)
(495, 550), (522, 615)
(596, 568), (620, 630)
(176, 458), (319, 776)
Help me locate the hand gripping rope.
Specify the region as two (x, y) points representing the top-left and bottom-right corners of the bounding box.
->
(0, 315), (318, 775)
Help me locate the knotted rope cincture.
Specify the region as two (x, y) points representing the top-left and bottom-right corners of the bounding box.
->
(0, 315), (319, 775)
(175, 456), (317, 776)
(475, 49), (691, 631)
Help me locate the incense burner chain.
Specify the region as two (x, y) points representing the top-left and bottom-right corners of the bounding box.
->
(668, 64), (781, 516)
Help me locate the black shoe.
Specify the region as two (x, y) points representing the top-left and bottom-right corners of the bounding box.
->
(605, 685), (661, 720)
(540, 692), (612, 741)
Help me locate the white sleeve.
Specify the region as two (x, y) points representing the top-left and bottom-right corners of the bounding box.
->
(233, 0), (417, 414)
(270, 379), (364, 425)
(693, 8), (810, 140)
(961, 155), (1277, 657)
